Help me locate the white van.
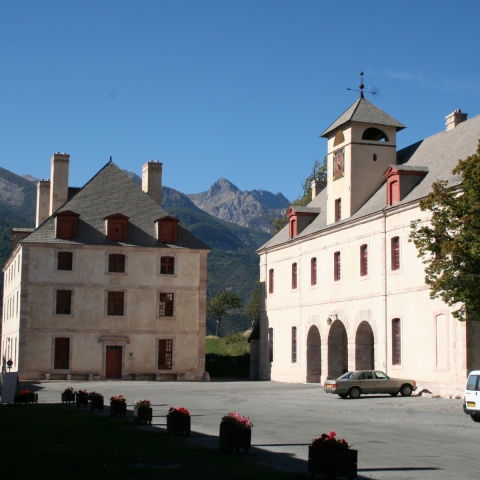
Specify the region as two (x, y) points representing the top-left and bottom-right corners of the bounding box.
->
(464, 370), (480, 422)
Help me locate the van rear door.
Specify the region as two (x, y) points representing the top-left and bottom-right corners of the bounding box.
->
(465, 374), (480, 411)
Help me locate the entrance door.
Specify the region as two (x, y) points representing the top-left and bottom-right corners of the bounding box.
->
(306, 326), (321, 383)
(105, 346), (122, 379)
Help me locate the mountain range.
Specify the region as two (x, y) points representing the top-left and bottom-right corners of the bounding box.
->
(0, 167), (287, 335)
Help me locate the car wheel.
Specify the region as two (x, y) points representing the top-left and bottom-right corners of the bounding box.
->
(471, 414), (480, 423)
(338, 394), (348, 399)
(389, 392), (399, 396)
(349, 387), (361, 399)
(400, 384), (413, 397)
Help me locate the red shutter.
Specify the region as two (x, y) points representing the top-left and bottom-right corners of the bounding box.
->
(360, 245), (368, 276)
(391, 237), (400, 270)
(334, 252), (341, 281)
(392, 319), (401, 365)
(311, 257), (317, 286)
(269, 269), (274, 294)
(292, 263), (297, 289)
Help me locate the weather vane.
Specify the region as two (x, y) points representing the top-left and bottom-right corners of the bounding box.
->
(347, 71), (376, 99)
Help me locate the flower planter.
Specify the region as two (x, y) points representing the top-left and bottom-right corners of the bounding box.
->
(110, 401), (127, 418)
(307, 446), (358, 479)
(76, 393), (89, 407)
(134, 406), (153, 425)
(89, 395), (104, 412)
(167, 414), (190, 436)
(219, 424), (251, 454)
(61, 391), (75, 403)
(14, 393), (38, 404)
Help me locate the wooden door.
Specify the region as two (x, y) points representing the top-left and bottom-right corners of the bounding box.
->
(105, 346), (122, 379)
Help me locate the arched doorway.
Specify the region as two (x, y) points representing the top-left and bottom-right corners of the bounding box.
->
(355, 321), (374, 370)
(328, 320), (348, 379)
(306, 325), (321, 383)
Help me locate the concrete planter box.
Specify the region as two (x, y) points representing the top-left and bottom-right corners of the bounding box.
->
(110, 401), (127, 418)
(307, 446), (357, 479)
(167, 414), (190, 436)
(219, 424), (251, 454)
(134, 406), (153, 425)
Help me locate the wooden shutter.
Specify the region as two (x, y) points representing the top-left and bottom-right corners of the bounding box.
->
(334, 252), (341, 281)
(56, 290), (72, 315)
(392, 319), (401, 365)
(159, 293), (174, 316)
(160, 257), (175, 274)
(391, 237), (400, 270)
(291, 327), (297, 363)
(269, 269), (274, 294)
(158, 339), (173, 369)
(109, 254), (125, 272)
(360, 245), (368, 276)
(311, 257), (317, 286)
(268, 328), (274, 363)
(108, 292), (124, 315)
(58, 252), (73, 271)
(292, 263), (297, 289)
(54, 337), (70, 369)
(335, 199), (341, 221)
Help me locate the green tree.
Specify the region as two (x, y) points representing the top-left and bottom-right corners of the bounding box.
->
(244, 280), (260, 327)
(409, 140), (480, 322)
(207, 290), (243, 336)
(271, 157), (327, 235)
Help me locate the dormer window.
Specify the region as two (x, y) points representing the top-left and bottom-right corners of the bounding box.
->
(155, 216), (179, 244)
(55, 211), (80, 239)
(362, 127), (388, 142)
(104, 214), (129, 242)
(384, 166), (428, 206)
(286, 206), (321, 239)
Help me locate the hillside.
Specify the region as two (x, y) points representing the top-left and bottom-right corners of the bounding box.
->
(0, 168), (269, 334)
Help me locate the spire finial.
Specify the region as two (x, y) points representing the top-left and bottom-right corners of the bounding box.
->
(109, 156), (113, 163)
(347, 71), (375, 98)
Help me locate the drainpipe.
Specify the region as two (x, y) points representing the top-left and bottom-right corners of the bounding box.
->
(382, 211), (388, 375)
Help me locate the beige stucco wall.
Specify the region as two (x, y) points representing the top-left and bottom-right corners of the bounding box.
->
(258, 200), (477, 396)
(2, 243), (208, 381)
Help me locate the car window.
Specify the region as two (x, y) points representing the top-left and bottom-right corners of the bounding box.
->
(467, 375), (480, 391)
(374, 371), (388, 380)
(339, 372), (355, 380)
(359, 372), (373, 380)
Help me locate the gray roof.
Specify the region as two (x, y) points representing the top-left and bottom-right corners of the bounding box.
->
(260, 112), (480, 251)
(321, 98), (406, 138)
(22, 161), (210, 250)
(288, 206), (322, 214)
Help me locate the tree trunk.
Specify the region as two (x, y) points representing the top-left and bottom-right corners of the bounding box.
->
(215, 318), (222, 337)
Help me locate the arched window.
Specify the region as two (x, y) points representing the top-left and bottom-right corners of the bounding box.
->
(334, 130), (345, 146)
(362, 127), (388, 142)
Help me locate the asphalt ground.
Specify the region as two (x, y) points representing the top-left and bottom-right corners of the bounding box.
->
(8, 379), (477, 479)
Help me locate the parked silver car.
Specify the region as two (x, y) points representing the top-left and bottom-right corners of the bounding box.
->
(324, 370), (417, 399)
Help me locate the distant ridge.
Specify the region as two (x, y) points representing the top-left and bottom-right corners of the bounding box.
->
(187, 178), (289, 232)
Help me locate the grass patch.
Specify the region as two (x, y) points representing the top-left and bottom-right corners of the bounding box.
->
(206, 333), (250, 356)
(2, 404), (308, 479)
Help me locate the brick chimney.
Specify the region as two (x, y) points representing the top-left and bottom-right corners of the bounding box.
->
(142, 161), (163, 205)
(311, 179), (327, 200)
(445, 109), (468, 131)
(49, 153), (70, 215)
(36, 180), (51, 227)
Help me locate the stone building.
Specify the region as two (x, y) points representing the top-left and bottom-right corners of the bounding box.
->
(253, 98), (480, 396)
(1, 155), (210, 381)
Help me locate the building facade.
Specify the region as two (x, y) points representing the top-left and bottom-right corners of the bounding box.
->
(255, 99), (480, 396)
(1, 155), (210, 381)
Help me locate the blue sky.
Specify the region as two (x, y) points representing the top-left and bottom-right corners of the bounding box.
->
(1, 1), (479, 202)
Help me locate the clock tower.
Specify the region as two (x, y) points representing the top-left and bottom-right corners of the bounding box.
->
(321, 97), (405, 224)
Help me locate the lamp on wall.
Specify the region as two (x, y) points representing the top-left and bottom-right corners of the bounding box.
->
(327, 314), (338, 325)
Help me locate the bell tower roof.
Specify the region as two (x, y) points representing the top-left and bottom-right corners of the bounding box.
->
(321, 97), (406, 138)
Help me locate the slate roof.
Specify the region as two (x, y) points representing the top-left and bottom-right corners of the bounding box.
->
(260, 112), (480, 251)
(22, 161), (210, 250)
(321, 98), (406, 138)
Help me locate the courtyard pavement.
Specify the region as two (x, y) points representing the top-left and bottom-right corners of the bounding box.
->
(9, 378), (477, 479)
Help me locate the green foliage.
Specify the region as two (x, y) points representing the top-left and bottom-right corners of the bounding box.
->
(206, 333), (250, 355)
(409, 140), (480, 322)
(207, 290), (243, 336)
(245, 280), (260, 327)
(270, 157), (327, 235)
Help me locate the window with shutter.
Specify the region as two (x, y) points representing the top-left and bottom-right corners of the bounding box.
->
(107, 291), (124, 316)
(391, 237), (400, 270)
(54, 337), (70, 369)
(335, 199), (341, 221)
(104, 214), (129, 242)
(292, 326), (297, 363)
(160, 256), (175, 274)
(268, 328), (274, 363)
(392, 319), (401, 365)
(334, 251), (341, 281)
(155, 216), (179, 244)
(109, 254), (125, 273)
(269, 269), (274, 294)
(158, 339), (173, 369)
(56, 290), (72, 315)
(292, 263), (297, 289)
(55, 211), (80, 239)
(360, 244), (368, 276)
(159, 293), (174, 316)
(311, 257), (317, 286)
(58, 252), (73, 271)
